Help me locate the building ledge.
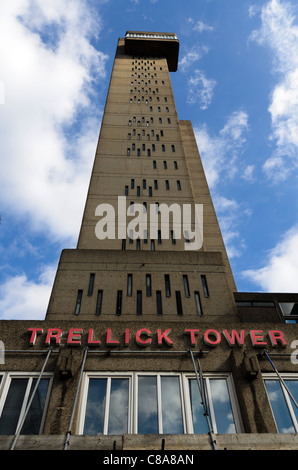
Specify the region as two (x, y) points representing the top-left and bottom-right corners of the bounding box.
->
(2, 433), (298, 450)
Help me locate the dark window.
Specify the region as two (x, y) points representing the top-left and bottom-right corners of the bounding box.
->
(95, 290), (103, 316)
(156, 291), (162, 315)
(146, 274), (152, 296)
(137, 291), (142, 315)
(116, 290), (122, 316)
(201, 275), (209, 298)
(127, 274), (133, 296)
(171, 230), (176, 245)
(177, 180), (181, 191)
(183, 275), (190, 297)
(74, 290), (83, 315)
(122, 239), (126, 250)
(125, 185), (129, 196)
(176, 291), (183, 315)
(194, 291), (203, 316)
(174, 161), (178, 170)
(88, 273), (95, 296)
(165, 274), (171, 297)
(165, 180), (169, 190)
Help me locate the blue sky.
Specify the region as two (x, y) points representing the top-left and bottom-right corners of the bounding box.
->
(1, 0), (298, 319)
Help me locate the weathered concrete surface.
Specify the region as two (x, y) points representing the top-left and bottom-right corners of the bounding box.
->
(1, 434), (298, 450)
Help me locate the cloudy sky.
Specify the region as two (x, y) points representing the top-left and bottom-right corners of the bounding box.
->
(0, 0), (298, 320)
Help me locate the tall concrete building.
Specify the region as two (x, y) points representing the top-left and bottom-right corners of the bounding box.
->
(1, 32), (298, 452)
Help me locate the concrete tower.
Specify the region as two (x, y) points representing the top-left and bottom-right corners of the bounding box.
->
(46, 31), (237, 323)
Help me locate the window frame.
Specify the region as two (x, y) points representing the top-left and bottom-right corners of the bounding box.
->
(0, 372), (53, 436)
(263, 372), (298, 432)
(78, 371), (243, 435)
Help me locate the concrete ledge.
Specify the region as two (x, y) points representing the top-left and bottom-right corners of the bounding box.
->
(1, 434), (298, 450)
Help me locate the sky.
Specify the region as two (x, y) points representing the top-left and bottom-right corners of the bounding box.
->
(0, 0), (298, 320)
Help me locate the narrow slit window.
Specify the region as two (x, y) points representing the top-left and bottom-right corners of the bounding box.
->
(127, 274), (133, 297)
(163, 161), (167, 169)
(131, 179), (135, 189)
(156, 291), (162, 315)
(125, 185), (129, 196)
(154, 180), (158, 190)
(136, 239), (141, 250)
(74, 290), (83, 315)
(151, 239), (155, 251)
(158, 230), (162, 244)
(171, 145), (175, 152)
(176, 291), (183, 315)
(177, 180), (181, 191)
(201, 275), (209, 297)
(137, 290), (142, 315)
(174, 161), (178, 170)
(165, 180), (169, 190)
(116, 290), (122, 316)
(95, 290), (103, 316)
(122, 239), (126, 250)
(146, 274), (152, 297)
(88, 273), (95, 296)
(165, 274), (171, 297)
(194, 291), (203, 316)
(171, 230), (176, 245)
(183, 275), (190, 298)
(153, 160), (157, 169)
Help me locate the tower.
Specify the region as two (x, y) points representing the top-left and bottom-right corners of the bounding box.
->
(46, 31), (237, 323)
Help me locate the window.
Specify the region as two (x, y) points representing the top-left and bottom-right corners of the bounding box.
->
(96, 290), (103, 316)
(264, 374), (298, 433)
(88, 273), (95, 296)
(165, 180), (169, 190)
(146, 274), (152, 297)
(165, 274), (171, 297)
(183, 275), (190, 297)
(176, 291), (183, 315)
(174, 161), (178, 170)
(74, 290), (83, 315)
(156, 291), (162, 315)
(177, 180), (181, 191)
(171, 230), (176, 245)
(82, 376), (130, 435)
(201, 275), (209, 298)
(137, 291), (142, 315)
(127, 274), (133, 297)
(279, 302), (298, 323)
(116, 290), (122, 316)
(121, 239), (126, 251)
(79, 372), (241, 436)
(0, 374), (52, 435)
(172, 145), (175, 152)
(194, 291), (203, 316)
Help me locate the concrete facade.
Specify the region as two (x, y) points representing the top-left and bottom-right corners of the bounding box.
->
(1, 31), (298, 452)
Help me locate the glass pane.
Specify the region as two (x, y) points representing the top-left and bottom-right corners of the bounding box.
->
(210, 379), (236, 433)
(108, 379), (129, 434)
(161, 376), (184, 434)
(284, 380), (298, 426)
(0, 378), (28, 435)
(265, 380), (295, 433)
(84, 378), (107, 435)
(138, 376), (158, 433)
(21, 378), (50, 434)
(189, 379), (209, 434)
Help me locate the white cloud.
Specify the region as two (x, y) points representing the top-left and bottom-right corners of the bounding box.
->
(194, 110), (249, 188)
(242, 164), (255, 182)
(0, 264), (56, 320)
(179, 46), (209, 71)
(250, 0), (298, 182)
(187, 69), (216, 109)
(242, 226), (298, 292)
(188, 18), (214, 33)
(194, 110), (250, 258)
(0, 0), (108, 243)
